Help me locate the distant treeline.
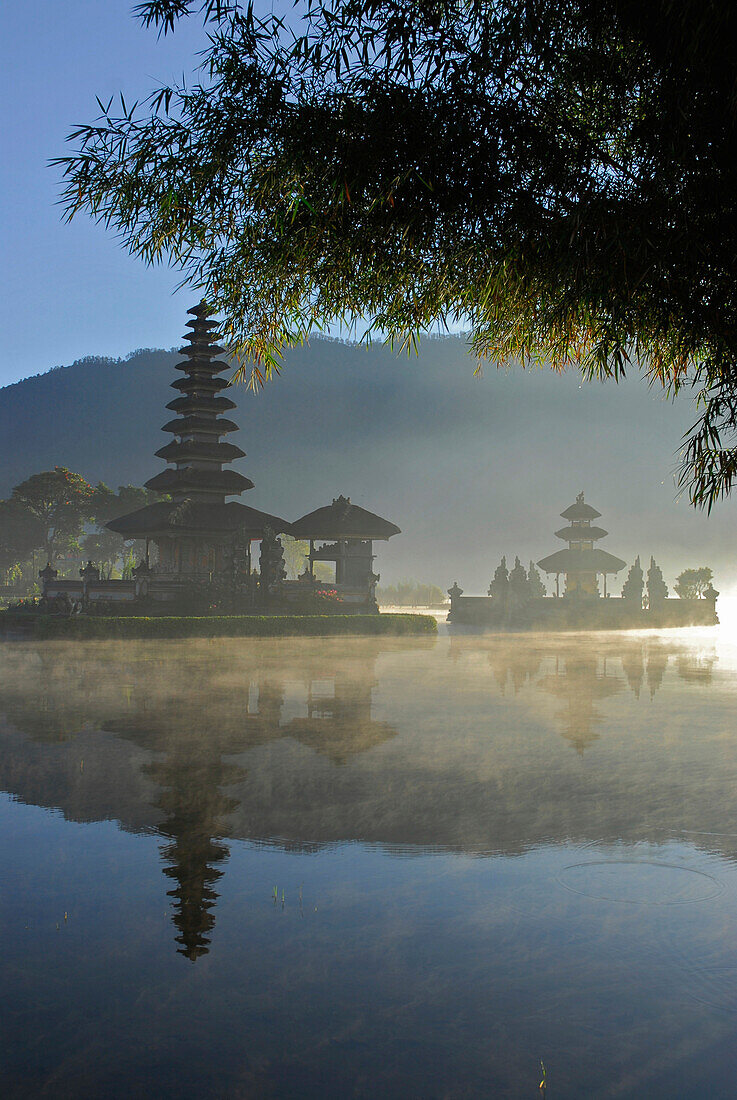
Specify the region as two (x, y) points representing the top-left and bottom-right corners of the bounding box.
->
(376, 580), (447, 607)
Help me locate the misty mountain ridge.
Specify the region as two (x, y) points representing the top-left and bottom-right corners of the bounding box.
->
(1, 336), (734, 594)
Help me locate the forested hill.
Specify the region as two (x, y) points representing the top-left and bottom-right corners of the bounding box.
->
(1, 337), (735, 592)
(0, 349), (176, 494)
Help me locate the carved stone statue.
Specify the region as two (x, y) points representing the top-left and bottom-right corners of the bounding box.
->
(259, 527), (287, 596)
(38, 562), (58, 592)
(80, 560), (101, 583)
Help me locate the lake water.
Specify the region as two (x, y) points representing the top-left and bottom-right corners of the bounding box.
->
(2, 618), (737, 1098)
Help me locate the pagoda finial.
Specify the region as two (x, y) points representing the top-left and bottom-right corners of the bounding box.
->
(187, 299), (211, 317)
(576, 491), (585, 504)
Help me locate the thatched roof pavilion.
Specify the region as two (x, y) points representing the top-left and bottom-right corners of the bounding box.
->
(290, 496), (400, 608)
(108, 500), (289, 542)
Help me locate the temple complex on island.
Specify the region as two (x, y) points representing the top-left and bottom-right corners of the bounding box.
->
(39, 303), (399, 614)
(448, 492), (718, 630)
(537, 493), (626, 597)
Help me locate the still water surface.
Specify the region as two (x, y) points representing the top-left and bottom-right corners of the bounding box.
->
(2, 624), (737, 1097)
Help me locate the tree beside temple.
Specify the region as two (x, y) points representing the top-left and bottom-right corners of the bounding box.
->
(57, 1), (737, 507)
(674, 568), (714, 600)
(10, 468), (95, 562)
(0, 471), (157, 585)
(488, 558), (509, 604)
(646, 558), (668, 607)
(487, 557), (547, 607)
(621, 557), (645, 606)
(527, 562), (546, 599)
(0, 500), (42, 578)
(508, 556), (531, 612)
(375, 580), (446, 607)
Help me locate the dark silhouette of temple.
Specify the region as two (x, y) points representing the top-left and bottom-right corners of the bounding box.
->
(37, 303), (400, 613)
(107, 302), (288, 597)
(448, 492), (718, 629)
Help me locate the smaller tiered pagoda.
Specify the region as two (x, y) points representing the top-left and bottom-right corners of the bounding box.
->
(537, 493), (626, 596)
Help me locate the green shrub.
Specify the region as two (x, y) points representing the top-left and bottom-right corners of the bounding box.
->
(14, 612), (437, 640)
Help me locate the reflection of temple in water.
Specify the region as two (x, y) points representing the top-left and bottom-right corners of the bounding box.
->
(157, 758), (234, 960)
(676, 653), (716, 685)
(0, 633), (731, 952)
(457, 636), (714, 754)
(0, 644), (396, 960)
(104, 701), (257, 961)
(284, 673), (394, 765)
(486, 647), (544, 695)
(539, 655), (624, 755)
(102, 664), (393, 956)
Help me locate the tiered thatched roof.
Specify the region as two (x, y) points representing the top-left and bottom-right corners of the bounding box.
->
(107, 303), (288, 541)
(538, 493), (625, 576)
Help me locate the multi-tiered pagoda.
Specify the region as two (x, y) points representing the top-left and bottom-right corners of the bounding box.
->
(537, 492), (626, 596)
(108, 302), (287, 586)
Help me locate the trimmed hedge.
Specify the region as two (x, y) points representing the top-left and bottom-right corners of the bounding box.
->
(8, 612), (437, 640)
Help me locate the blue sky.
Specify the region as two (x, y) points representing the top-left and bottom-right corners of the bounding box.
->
(1, 1), (215, 386)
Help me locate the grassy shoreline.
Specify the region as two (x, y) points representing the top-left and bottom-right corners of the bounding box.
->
(0, 612), (437, 640)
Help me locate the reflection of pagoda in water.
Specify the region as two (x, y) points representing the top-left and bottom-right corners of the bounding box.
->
(106, 664), (393, 954)
(0, 637), (734, 890)
(453, 637), (680, 754)
(0, 643), (397, 961)
(104, 688), (284, 960)
(156, 756), (235, 960)
(486, 646), (543, 695)
(538, 655), (624, 755)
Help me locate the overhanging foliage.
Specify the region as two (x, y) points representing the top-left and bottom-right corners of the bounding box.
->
(56, 0), (737, 508)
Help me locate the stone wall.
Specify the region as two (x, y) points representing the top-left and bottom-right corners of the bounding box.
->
(448, 595), (718, 630)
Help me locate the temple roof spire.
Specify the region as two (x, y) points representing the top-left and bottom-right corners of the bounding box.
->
(559, 491), (602, 522)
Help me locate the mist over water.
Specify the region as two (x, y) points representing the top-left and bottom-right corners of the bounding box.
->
(2, 623), (737, 1097)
